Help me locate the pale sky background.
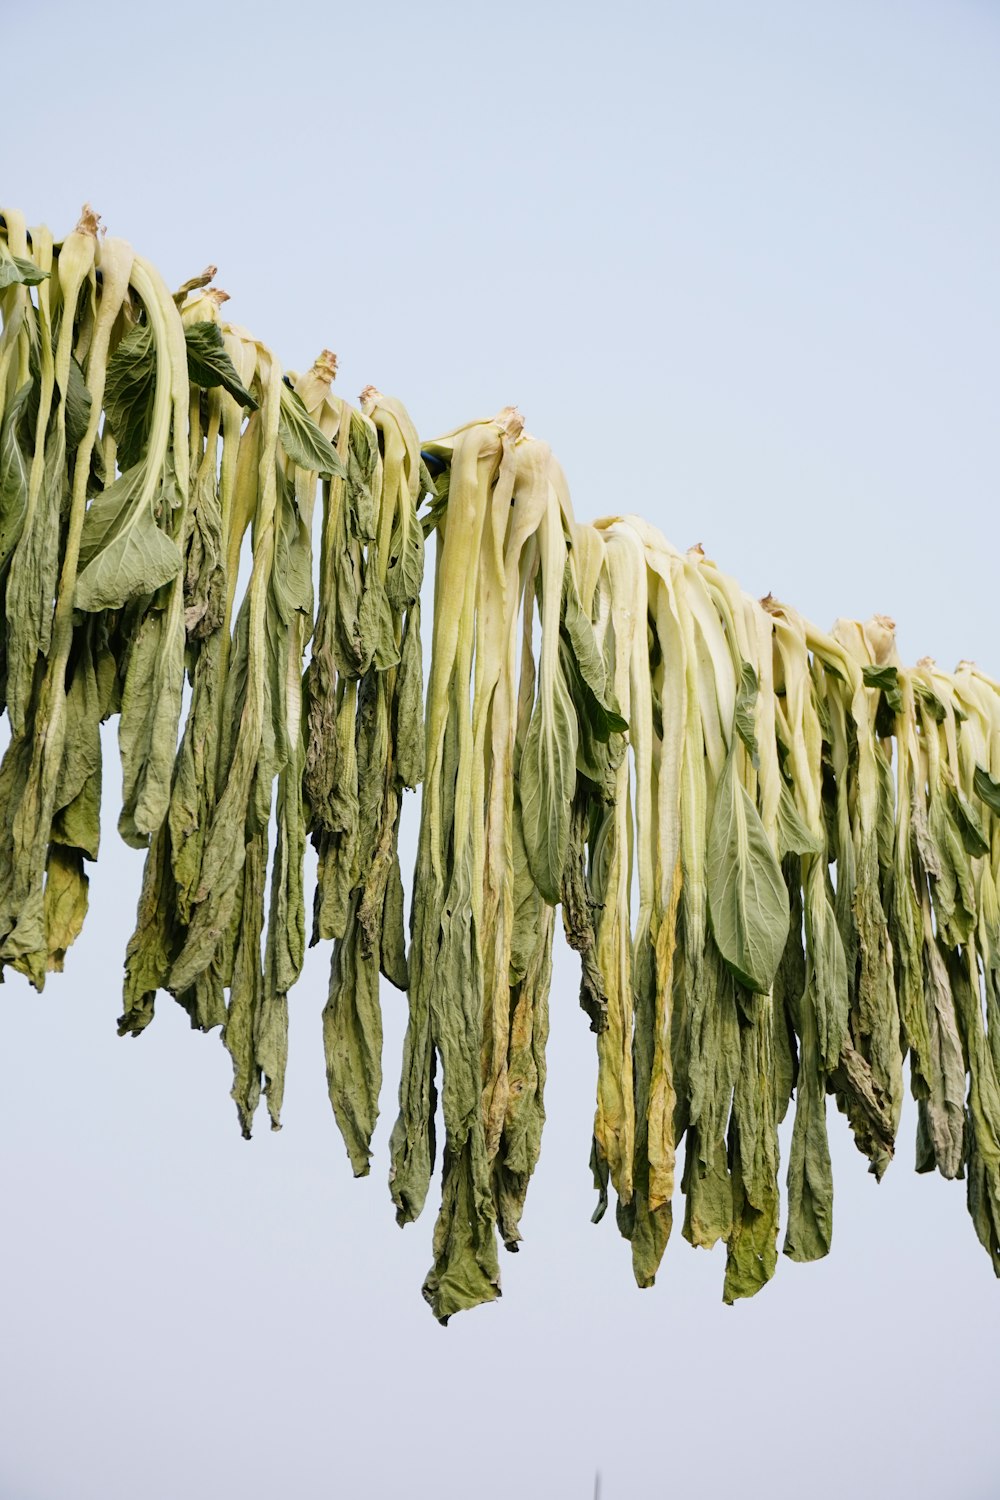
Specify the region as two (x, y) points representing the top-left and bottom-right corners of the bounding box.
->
(2, 2), (999, 1497)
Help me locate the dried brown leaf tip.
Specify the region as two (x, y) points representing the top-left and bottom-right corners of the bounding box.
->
(174, 265), (220, 302)
(496, 405), (525, 439)
(312, 349), (338, 381)
(866, 613), (897, 663)
(76, 203), (101, 236)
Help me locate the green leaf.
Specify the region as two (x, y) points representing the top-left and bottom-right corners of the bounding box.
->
(63, 356), (92, 453)
(776, 780), (822, 857)
(707, 747), (790, 993)
(105, 322), (156, 470)
(559, 562), (628, 751)
(75, 464), (182, 611)
(561, 637), (605, 784)
(418, 457), (438, 499)
(324, 897), (382, 1176)
(359, 575), (399, 673)
(0, 384), (31, 578)
(974, 765), (1000, 819)
(395, 604), (425, 790)
(278, 384), (346, 478)
(271, 474), (313, 621)
(510, 787), (543, 985)
(784, 1066), (833, 1262)
(914, 679), (947, 724)
(862, 663), (903, 713)
(346, 411), (378, 538)
(862, 663), (903, 737)
(734, 660), (760, 767)
(519, 667), (578, 904)
(0, 243), (47, 288)
(43, 846), (89, 972)
(184, 321), (258, 409)
(385, 505), (424, 611)
(949, 786), (990, 858)
(561, 564), (607, 700)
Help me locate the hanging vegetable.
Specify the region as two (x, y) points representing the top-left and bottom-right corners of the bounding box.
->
(4, 203), (1000, 1321)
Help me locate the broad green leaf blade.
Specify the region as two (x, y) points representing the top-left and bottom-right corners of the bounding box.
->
(63, 357), (92, 452)
(914, 679), (947, 723)
(184, 321), (259, 409)
(862, 663), (904, 713)
(75, 464), (182, 611)
(776, 780), (822, 857)
(707, 748), (789, 993)
(949, 786), (990, 857)
(385, 504), (424, 610)
(104, 322), (157, 470)
(973, 765), (1000, 818)
(734, 659), (760, 767)
(278, 384), (346, 478)
(0, 384), (31, 577)
(519, 666), (577, 905)
(0, 244), (47, 288)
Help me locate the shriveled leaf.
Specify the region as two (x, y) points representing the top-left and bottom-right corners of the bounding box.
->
(0, 384), (31, 577)
(519, 667), (578, 904)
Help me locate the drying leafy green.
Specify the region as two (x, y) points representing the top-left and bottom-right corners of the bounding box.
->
(321, 386), (426, 1175)
(5, 202), (1000, 1321)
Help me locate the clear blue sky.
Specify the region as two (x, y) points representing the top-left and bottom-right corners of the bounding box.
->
(2, 2), (999, 1497)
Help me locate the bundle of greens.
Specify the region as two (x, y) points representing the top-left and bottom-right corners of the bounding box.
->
(5, 204), (1000, 1322)
(391, 412), (557, 1318)
(575, 523), (788, 1300)
(311, 385), (427, 1175)
(119, 291), (351, 1140)
(0, 207), (194, 988)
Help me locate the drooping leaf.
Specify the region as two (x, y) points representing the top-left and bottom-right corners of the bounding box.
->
(0, 383), (31, 578)
(949, 782), (990, 858)
(776, 780), (823, 857)
(0, 243), (47, 288)
(519, 666), (578, 904)
(862, 663), (904, 714)
(75, 463), (182, 611)
(914, 679), (947, 724)
(63, 357), (92, 453)
(560, 561), (627, 738)
(707, 747), (790, 993)
(278, 383), (346, 478)
(974, 765), (1000, 819)
(184, 321), (258, 409)
(104, 322), (156, 470)
(734, 660), (760, 767)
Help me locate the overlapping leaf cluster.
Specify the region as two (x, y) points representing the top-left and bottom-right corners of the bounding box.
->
(545, 519), (1000, 1307)
(0, 207), (425, 1148)
(4, 207), (1000, 1322)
